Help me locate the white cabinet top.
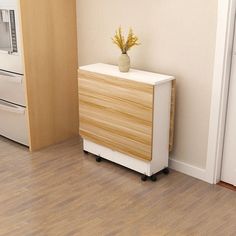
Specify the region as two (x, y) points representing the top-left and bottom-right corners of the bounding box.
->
(79, 63), (174, 85)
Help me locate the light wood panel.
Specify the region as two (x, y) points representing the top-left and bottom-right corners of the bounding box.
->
(19, 0), (79, 151)
(0, 136), (236, 236)
(78, 70), (154, 161)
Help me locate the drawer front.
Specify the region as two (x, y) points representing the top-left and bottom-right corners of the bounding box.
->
(0, 70), (26, 106)
(0, 100), (28, 146)
(0, 53), (24, 74)
(78, 71), (154, 161)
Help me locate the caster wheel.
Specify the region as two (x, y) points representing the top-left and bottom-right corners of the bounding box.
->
(96, 156), (102, 162)
(150, 175), (157, 182)
(83, 150), (89, 155)
(141, 175), (148, 182)
(163, 168), (170, 175)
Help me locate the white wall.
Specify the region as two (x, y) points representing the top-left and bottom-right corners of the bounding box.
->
(76, 0), (218, 170)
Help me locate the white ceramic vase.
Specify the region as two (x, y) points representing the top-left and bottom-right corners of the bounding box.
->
(118, 53), (130, 72)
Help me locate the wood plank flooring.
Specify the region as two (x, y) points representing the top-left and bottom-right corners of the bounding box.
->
(218, 181), (236, 191)
(0, 136), (235, 236)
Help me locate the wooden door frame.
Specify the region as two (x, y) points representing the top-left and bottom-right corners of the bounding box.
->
(206, 0), (236, 184)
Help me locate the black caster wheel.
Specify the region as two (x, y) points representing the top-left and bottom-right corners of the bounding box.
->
(83, 150), (89, 155)
(163, 168), (170, 175)
(96, 156), (102, 162)
(141, 175), (148, 182)
(150, 175), (157, 182)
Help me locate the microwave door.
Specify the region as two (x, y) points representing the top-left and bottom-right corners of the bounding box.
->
(0, 9), (12, 53)
(0, 9), (17, 54)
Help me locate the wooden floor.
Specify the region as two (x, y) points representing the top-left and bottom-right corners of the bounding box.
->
(218, 181), (236, 191)
(0, 136), (236, 236)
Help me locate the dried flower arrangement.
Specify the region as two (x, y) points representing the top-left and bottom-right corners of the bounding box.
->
(112, 27), (140, 54)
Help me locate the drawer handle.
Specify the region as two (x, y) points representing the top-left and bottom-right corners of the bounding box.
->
(0, 102), (25, 114)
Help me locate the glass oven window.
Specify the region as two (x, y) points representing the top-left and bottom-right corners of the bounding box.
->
(0, 9), (18, 54)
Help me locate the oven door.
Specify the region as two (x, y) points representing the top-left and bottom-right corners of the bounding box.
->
(0, 99), (28, 146)
(0, 70), (26, 106)
(0, 2), (23, 74)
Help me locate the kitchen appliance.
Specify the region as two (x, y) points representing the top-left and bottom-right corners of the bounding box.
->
(0, 0), (28, 146)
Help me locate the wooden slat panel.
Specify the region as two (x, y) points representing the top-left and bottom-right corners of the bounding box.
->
(79, 94), (152, 124)
(79, 70), (153, 94)
(80, 116), (151, 146)
(79, 104), (152, 135)
(78, 71), (154, 161)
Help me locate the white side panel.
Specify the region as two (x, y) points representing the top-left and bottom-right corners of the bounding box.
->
(83, 139), (151, 175)
(150, 82), (171, 174)
(0, 70), (26, 106)
(0, 100), (28, 145)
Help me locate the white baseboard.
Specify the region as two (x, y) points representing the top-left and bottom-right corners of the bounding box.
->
(169, 158), (210, 183)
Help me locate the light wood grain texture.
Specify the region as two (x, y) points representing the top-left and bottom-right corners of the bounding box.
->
(169, 80), (176, 152)
(78, 70), (154, 161)
(19, 0), (79, 151)
(0, 136), (236, 236)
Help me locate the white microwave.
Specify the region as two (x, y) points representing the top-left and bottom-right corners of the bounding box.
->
(0, 0), (23, 74)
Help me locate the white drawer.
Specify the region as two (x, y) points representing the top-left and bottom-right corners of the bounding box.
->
(0, 70), (26, 106)
(0, 53), (24, 74)
(0, 100), (29, 146)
